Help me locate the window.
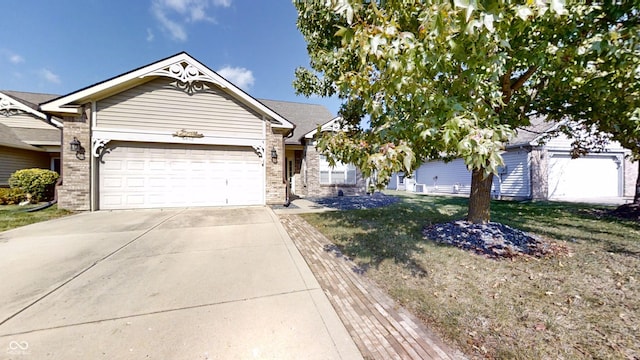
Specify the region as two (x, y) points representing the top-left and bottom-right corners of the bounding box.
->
(319, 155), (357, 185)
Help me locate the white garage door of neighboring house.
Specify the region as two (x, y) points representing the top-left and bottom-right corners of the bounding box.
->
(548, 154), (620, 199)
(99, 142), (264, 209)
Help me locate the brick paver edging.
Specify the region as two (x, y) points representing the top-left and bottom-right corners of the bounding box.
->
(279, 214), (467, 360)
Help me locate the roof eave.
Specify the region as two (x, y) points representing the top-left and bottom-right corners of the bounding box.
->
(303, 116), (342, 140)
(0, 141), (45, 152)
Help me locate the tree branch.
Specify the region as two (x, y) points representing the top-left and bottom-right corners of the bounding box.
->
(502, 68), (513, 104)
(511, 65), (539, 92)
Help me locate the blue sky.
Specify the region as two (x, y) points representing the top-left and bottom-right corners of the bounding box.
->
(0, 0), (341, 114)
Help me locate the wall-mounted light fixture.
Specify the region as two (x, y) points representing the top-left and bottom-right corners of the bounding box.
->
(69, 137), (85, 160)
(271, 147), (278, 161)
(70, 137), (80, 152)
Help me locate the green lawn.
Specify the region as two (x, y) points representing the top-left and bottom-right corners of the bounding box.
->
(302, 192), (640, 359)
(0, 204), (73, 232)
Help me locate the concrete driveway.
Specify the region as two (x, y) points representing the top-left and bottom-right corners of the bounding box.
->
(0, 207), (361, 359)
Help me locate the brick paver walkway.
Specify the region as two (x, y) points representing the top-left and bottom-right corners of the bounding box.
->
(279, 214), (466, 360)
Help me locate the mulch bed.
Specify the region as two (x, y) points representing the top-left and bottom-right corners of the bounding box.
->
(423, 221), (569, 259)
(609, 203), (640, 221)
(308, 192), (401, 210)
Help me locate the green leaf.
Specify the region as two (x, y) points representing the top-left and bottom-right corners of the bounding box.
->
(293, 0), (640, 218)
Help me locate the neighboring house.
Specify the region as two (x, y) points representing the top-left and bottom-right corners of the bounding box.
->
(388, 117), (638, 202)
(0, 91), (61, 186)
(39, 52), (365, 211)
(259, 100), (367, 198)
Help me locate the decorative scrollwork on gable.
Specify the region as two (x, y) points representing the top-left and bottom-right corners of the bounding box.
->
(0, 94), (24, 117)
(169, 80), (212, 95)
(141, 61), (225, 94)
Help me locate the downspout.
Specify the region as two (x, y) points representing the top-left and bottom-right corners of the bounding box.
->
(48, 114), (64, 202)
(90, 101), (97, 211)
(284, 136), (290, 207)
(262, 117), (267, 206)
(523, 144), (533, 200)
(635, 161), (640, 204)
(283, 126), (295, 207)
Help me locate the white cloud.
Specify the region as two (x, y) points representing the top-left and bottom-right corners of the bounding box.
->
(188, 6), (210, 22)
(1, 49), (24, 64)
(217, 66), (254, 90)
(212, 0), (231, 7)
(40, 68), (61, 84)
(146, 28), (155, 42)
(152, 3), (187, 41)
(9, 54), (24, 64)
(151, 0), (230, 41)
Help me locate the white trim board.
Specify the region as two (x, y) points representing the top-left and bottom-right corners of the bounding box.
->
(92, 128), (264, 148)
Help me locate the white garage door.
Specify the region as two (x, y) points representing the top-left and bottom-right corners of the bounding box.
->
(99, 142), (264, 209)
(548, 154), (620, 199)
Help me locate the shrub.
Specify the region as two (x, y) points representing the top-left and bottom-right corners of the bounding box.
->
(0, 188), (27, 205)
(8, 168), (59, 202)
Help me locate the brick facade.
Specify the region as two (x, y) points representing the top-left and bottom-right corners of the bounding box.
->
(57, 107), (91, 211)
(300, 144), (367, 198)
(529, 147), (548, 200)
(265, 122), (287, 204)
(624, 157), (638, 198)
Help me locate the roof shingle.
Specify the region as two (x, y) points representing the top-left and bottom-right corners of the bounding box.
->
(259, 99), (335, 145)
(1, 90), (59, 110)
(507, 116), (557, 148)
(0, 123), (44, 151)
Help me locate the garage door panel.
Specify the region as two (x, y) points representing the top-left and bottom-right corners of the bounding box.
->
(128, 147), (145, 154)
(148, 177), (165, 187)
(99, 142), (264, 209)
(170, 161), (188, 171)
(148, 195), (166, 206)
(126, 194), (145, 205)
(103, 160), (123, 170)
(126, 177), (145, 188)
(103, 177), (123, 188)
(149, 161), (165, 170)
(126, 160), (144, 170)
(191, 161), (206, 171)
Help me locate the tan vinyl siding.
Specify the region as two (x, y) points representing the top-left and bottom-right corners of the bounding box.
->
(0, 112), (54, 130)
(0, 146), (50, 186)
(96, 78), (263, 139)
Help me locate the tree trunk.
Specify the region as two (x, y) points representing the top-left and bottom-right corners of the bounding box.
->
(635, 161), (640, 204)
(468, 168), (494, 224)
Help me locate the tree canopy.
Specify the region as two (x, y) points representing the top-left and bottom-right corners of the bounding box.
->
(294, 0), (640, 222)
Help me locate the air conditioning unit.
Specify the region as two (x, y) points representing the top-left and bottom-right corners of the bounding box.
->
(415, 183), (425, 193)
(405, 178), (416, 192)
